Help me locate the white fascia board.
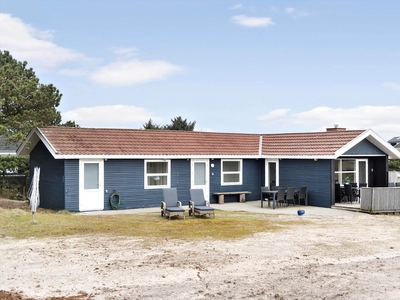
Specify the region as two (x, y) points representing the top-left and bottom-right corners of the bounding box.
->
(0, 152), (16, 156)
(262, 155), (335, 160)
(52, 154), (262, 160)
(335, 129), (400, 159)
(16, 129), (39, 156)
(35, 128), (58, 156)
(16, 128), (58, 157)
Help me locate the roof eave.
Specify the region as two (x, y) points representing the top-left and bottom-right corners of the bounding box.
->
(335, 129), (400, 159)
(51, 154), (262, 160)
(17, 128), (58, 157)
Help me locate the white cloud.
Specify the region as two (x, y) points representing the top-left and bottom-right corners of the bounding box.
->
(257, 109), (290, 120)
(231, 15), (275, 27)
(0, 13), (85, 70)
(90, 59), (183, 86)
(111, 46), (140, 58)
(230, 4), (242, 10)
(257, 106), (400, 140)
(383, 82), (400, 91)
(285, 7), (295, 14)
(62, 105), (161, 127)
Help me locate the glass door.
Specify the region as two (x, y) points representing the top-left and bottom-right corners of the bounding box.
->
(265, 159), (279, 188)
(79, 159), (104, 211)
(358, 159), (368, 186)
(191, 159), (209, 201)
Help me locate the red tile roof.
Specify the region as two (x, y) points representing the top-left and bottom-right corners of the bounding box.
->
(33, 126), (364, 157)
(261, 130), (364, 156)
(38, 127), (260, 156)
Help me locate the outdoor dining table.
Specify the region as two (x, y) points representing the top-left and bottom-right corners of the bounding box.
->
(261, 189), (304, 209)
(261, 190), (279, 209)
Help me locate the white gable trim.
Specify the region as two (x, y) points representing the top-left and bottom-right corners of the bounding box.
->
(17, 128), (58, 157)
(335, 129), (400, 160)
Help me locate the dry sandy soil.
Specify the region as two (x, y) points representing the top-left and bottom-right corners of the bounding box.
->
(1, 199), (400, 300)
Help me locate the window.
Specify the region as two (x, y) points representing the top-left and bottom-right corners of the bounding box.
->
(221, 159), (242, 185)
(145, 160), (170, 189)
(335, 159), (367, 185)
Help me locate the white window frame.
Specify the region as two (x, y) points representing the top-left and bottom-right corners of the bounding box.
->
(144, 160), (171, 189)
(335, 159), (368, 185)
(265, 159), (279, 188)
(221, 159), (242, 185)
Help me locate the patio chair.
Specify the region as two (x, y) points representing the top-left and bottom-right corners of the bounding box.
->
(298, 186), (307, 205)
(277, 188), (286, 206)
(286, 187), (296, 206)
(189, 189), (215, 218)
(341, 184), (353, 203)
(161, 188), (185, 220)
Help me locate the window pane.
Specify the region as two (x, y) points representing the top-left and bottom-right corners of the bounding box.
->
(343, 172), (355, 183)
(268, 162), (276, 187)
(335, 160), (340, 171)
(147, 175), (167, 186)
(194, 162), (206, 185)
(147, 162), (167, 173)
(224, 174), (240, 183)
(342, 160), (355, 171)
(84, 163), (98, 189)
(223, 161), (239, 172)
(334, 173), (340, 183)
(358, 161), (367, 183)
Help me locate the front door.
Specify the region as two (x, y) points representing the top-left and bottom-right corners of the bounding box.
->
(357, 159), (368, 186)
(265, 159), (279, 188)
(191, 159), (210, 201)
(79, 159), (104, 211)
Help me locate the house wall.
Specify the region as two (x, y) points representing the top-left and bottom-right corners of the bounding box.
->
(102, 159), (191, 210)
(343, 139), (385, 155)
(31, 137), (390, 211)
(210, 159), (263, 203)
(279, 159), (332, 208)
(30, 141), (65, 210)
(64, 160), (79, 211)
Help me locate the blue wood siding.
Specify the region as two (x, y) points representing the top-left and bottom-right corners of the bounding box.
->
(29, 141), (65, 210)
(210, 159), (263, 203)
(279, 159), (332, 208)
(344, 139), (385, 156)
(64, 160), (79, 211)
(103, 159), (191, 209)
(171, 159), (191, 204)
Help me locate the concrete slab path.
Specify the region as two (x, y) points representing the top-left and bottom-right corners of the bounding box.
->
(79, 200), (359, 216)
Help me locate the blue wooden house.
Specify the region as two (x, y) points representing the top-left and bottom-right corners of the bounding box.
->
(17, 126), (400, 211)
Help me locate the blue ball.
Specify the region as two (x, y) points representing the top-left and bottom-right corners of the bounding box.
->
(297, 210), (305, 216)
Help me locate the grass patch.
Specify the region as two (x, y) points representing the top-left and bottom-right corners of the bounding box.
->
(0, 208), (307, 240)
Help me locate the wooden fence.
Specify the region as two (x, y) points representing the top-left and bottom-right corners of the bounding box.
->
(360, 188), (400, 213)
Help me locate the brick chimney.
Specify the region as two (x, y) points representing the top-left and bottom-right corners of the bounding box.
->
(326, 124), (347, 132)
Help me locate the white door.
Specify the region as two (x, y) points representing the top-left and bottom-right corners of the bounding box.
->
(191, 159), (210, 201)
(79, 159), (104, 211)
(357, 159), (368, 186)
(265, 159), (279, 188)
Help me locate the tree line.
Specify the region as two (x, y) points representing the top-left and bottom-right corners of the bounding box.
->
(0, 50), (196, 198)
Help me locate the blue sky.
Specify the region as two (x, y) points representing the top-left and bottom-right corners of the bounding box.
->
(1, 0), (399, 140)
